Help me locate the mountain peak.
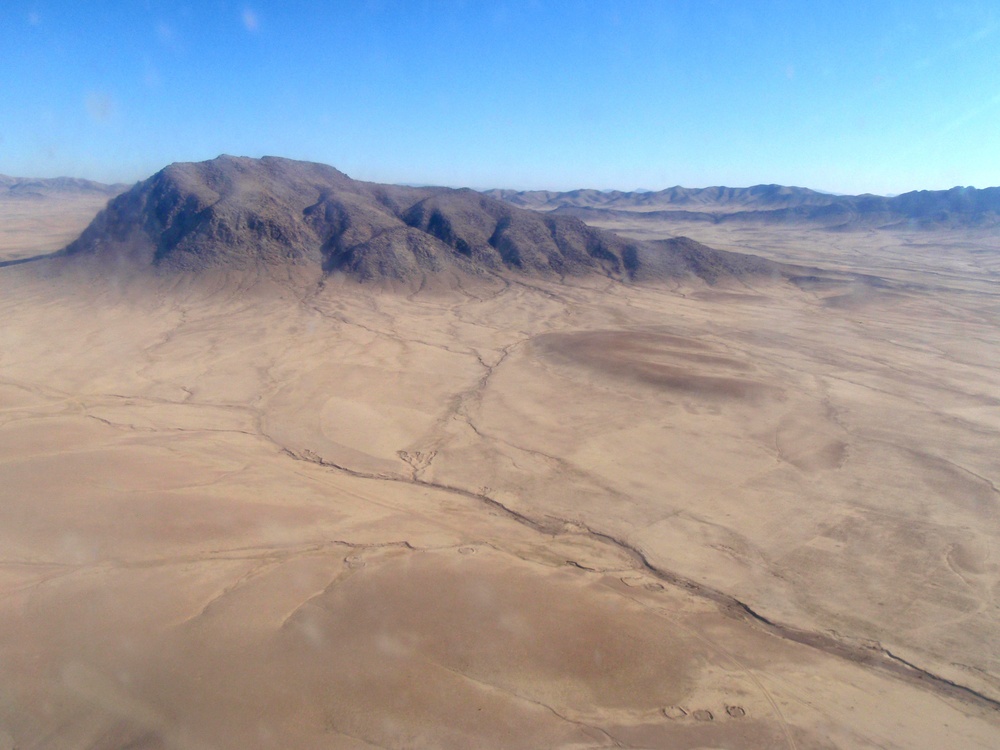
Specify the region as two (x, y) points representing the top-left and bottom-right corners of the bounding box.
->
(62, 156), (784, 287)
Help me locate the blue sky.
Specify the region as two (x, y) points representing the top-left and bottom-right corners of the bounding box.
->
(2, 1), (998, 194)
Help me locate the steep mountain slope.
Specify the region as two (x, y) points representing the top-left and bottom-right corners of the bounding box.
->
(63, 155), (787, 285)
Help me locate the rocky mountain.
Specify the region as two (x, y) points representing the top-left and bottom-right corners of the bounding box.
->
(62, 155), (786, 285)
(487, 184), (1000, 229)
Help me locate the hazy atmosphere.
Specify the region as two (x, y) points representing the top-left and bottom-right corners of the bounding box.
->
(3, 0), (1000, 193)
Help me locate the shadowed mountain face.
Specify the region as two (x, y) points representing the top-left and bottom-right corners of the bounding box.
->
(63, 155), (785, 285)
(487, 184), (1000, 229)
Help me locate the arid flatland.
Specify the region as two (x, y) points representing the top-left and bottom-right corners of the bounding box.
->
(0, 163), (998, 748)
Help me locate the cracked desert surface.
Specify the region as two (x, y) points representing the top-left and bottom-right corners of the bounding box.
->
(1, 200), (999, 748)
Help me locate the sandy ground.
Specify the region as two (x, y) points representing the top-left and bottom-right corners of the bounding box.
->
(0, 195), (114, 263)
(0, 201), (998, 748)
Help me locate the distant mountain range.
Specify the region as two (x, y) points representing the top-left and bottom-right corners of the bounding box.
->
(59, 156), (786, 285)
(484, 184), (836, 212)
(11, 158), (990, 285)
(484, 184), (1000, 229)
(0, 174), (128, 200)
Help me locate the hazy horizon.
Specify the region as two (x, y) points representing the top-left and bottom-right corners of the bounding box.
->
(2, 153), (990, 198)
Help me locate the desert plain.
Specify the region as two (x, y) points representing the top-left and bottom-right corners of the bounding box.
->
(1, 188), (999, 749)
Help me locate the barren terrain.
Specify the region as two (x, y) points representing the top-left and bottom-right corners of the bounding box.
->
(1, 193), (999, 748)
(0, 195), (119, 264)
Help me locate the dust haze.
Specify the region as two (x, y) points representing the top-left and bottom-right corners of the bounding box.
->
(1, 161), (998, 749)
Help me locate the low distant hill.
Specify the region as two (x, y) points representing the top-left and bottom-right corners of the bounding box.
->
(484, 184), (835, 213)
(60, 155), (788, 286)
(0, 174), (128, 201)
(485, 184), (1000, 229)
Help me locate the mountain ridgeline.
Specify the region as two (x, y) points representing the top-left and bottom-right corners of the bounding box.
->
(63, 156), (783, 285)
(0, 174), (127, 201)
(485, 184), (1000, 229)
